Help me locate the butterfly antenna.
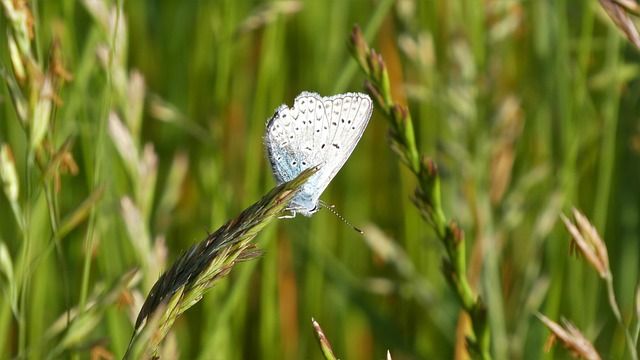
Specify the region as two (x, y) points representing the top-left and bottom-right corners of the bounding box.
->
(320, 201), (364, 235)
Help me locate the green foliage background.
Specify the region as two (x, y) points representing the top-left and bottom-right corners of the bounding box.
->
(1, 0), (639, 359)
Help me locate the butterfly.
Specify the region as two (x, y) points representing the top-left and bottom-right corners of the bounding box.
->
(264, 91), (373, 218)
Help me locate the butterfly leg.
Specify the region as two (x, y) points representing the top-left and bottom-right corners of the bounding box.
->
(278, 209), (298, 219)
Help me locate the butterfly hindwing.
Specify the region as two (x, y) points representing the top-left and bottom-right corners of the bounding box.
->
(265, 104), (300, 184)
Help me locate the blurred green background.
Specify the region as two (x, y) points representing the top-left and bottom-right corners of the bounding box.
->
(1, 0), (640, 359)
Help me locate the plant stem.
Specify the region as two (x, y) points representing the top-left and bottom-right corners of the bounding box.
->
(605, 273), (638, 360)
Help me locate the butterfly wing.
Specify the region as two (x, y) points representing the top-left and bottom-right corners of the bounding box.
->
(265, 92), (328, 182)
(265, 104), (300, 184)
(309, 92), (373, 199)
(265, 92), (331, 215)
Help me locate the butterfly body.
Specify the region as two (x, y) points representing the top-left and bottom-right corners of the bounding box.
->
(264, 91), (373, 217)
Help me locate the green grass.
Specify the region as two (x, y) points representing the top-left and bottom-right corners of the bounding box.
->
(1, 0), (640, 359)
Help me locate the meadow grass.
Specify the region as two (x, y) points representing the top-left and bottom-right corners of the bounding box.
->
(1, 0), (639, 359)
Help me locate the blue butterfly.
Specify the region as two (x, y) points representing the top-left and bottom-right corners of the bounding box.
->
(265, 91), (373, 218)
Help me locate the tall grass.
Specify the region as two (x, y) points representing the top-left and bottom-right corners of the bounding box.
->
(1, 0), (639, 359)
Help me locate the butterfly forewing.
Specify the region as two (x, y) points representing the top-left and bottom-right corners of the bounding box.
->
(311, 93), (372, 199)
(294, 93), (326, 170)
